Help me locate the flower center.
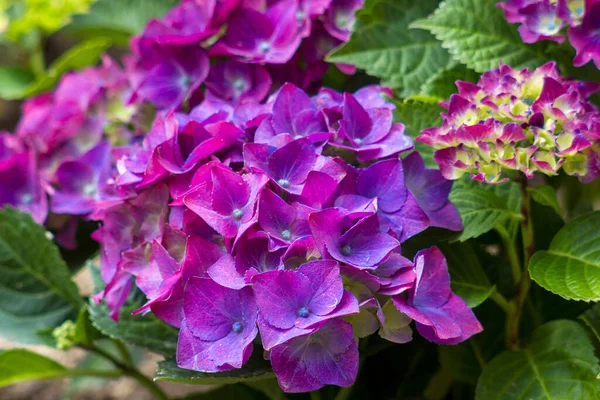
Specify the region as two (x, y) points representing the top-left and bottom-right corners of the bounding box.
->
(232, 78), (245, 91)
(354, 138), (362, 146)
(232, 209), (243, 220)
(296, 10), (306, 23)
(21, 193), (33, 205)
(83, 183), (96, 196)
(281, 229), (292, 240)
(258, 41), (271, 53)
(278, 179), (290, 188)
(297, 307), (310, 318)
(341, 245), (352, 256)
(232, 321), (243, 333)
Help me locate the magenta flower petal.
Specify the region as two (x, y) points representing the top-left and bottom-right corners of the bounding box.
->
(270, 319), (358, 393)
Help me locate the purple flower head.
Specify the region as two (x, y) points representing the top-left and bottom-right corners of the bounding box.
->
(327, 93), (413, 161)
(208, 234), (285, 289)
(130, 42), (209, 110)
(205, 61), (272, 104)
(0, 152), (47, 223)
(136, 0), (218, 46)
(183, 163), (268, 239)
(309, 208), (399, 269)
(335, 159), (430, 241)
(270, 319), (358, 393)
(258, 189), (312, 249)
(244, 137), (320, 194)
(373, 253), (416, 296)
(254, 83), (329, 144)
(51, 141), (112, 215)
(323, 0), (363, 41)
(253, 259), (359, 349)
(569, 2), (600, 68)
(177, 278), (258, 372)
(518, 1), (566, 43)
(212, 1), (302, 63)
(403, 152), (462, 232)
(393, 247), (482, 344)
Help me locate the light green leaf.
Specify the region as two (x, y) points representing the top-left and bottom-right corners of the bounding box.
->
(65, 0), (178, 46)
(420, 63), (479, 100)
(449, 179), (522, 241)
(475, 320), (600, 399)
(394, 99), (443, 168)
(580, 304), (600, 343)
(0, 349), (68, 387)
(156, 355), (275, 384)
(327, 0), (453, 96)
(0, 207), (82, 344)
(529, 211), (600, 301)
(0, 67), (35, 99)
(24, 38), (111, 97)
(438, 241), (494, 307)
(529, 185), (562, 216)
(412, 0), (550, 73)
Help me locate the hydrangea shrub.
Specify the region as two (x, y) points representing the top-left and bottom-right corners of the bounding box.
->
(1, 0), (600, 399)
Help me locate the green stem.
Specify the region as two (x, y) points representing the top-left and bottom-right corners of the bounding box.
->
(505, 178), (535, 350)
(423, 369), (453, 400)
(489, 288), (514, 314)
(66, 369), (123, 379)
(81, 345), (168, 400)
(112, 339), (133, 367)
(495, 225), (521, 284)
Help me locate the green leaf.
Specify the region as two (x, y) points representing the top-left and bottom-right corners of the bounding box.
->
(420, 63), (479, 100)
(65, 0), (178, 46)
(438, 241), (494, 307)
(156, 354), (275, 385)
(0, 207), (82, 344)
(529, 211), (600, 302)
(244, 379), (286, 400)
(580, 304), (600, 343)
(449, 179), (522, 241)
(394, 99), (443, 168)
(0, 67), (35, 99)
(87, 262), (178, 356)
(175, 384), (271, 400)
(24, 38), (111, 97)
(327, 0), (453, 96)
(0, 349), (68, 387)
(476, 320), (600, 399)
(439, 343), (481, 384)
(528, 185), (562, 216)
(412, 0), (550, 73)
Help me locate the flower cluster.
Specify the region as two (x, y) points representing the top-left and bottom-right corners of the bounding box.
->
(418, 62), (600, 183)
(1, 0), (483, 393)
(498, 0), (600, 68)
(91, 83), (478, 392)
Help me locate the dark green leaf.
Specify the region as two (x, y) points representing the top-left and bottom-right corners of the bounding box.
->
(580, 304), (600, 343)
(175, 384), (272, 400)
(88, 264), (178, 357)
(0, 67), (35, 100)
(412, 0), (550, 73)
(476, 320), (600, 399)
(394, 99), (442, 168)
(529, 211), (600, 301)
(24, 38), (111, 96)
(529, 185), (562, 216)
(65, 0), (178, 46)
(156, 354), (275, 385)
(0, 349), (68, 387)
(439, 343), (481, 384)
(244, 379), (286, 400)
(438, 241), (494, 307)
(449, 179), (522, 241)
(327, 0), (453, 96)
(420, 63), (479, 100)
(0, 207), (82, 344)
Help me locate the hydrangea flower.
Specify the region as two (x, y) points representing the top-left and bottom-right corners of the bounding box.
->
(418, 62), (600, 183)
(498, 0), (600, 68)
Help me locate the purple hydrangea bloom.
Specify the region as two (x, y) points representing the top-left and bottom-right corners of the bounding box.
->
(393, 247), (483, 344)
(177, 277), (258, 372)
(205, 61), (272, 104)
(569, 2), (600, 68)
(269, 319), (358, 393)
(309, 209), (399, 269)
(252, 260), (359, 349)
